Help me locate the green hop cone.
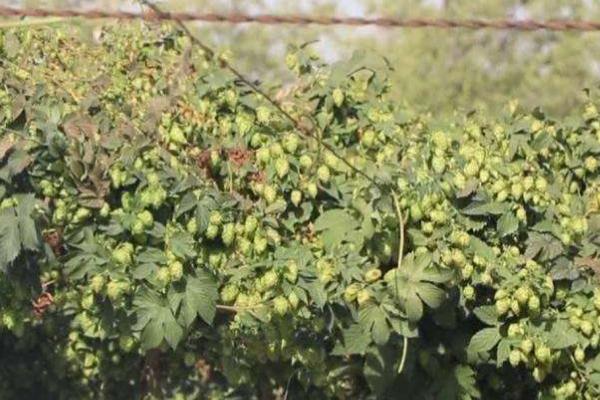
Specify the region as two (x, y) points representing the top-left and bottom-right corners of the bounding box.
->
(119, 335), (136, 352)
(495, 298), (510, 316)
(186, 218), (198, 234)
(514, 286), (530, 305)
(263, 185), (277, 204)
(364, 268), (382, 283)
(263, 270), (279, 289)
(209, 210), (222, 226)
(584, 156), (598, 172)
(221, 223), (235, 246)
(520, 338), (533, 355)
(106, 281), (126, 302)
(131, 219), (145, 235)
(244, 215), (259, 235)
(527, 295), (540, 312)
(431, 156), (446, 174)
(168, 124), (187, 144)
(137, 210), (154, 227)
(283, 133), (299, 154)
(299, 154), (313, 169)
(361, 129), (376, 148)
(410, 204), (423, 221)
(183, 352), (196, 367)
(463, 285), (475, 301)
(534, 345), (551, 364)
(532, 367), (546, 383)
(451, 249), (466, 268)
(256, 106), (271, 124)
(284, 261), (298, 283)
(169, 261), (184, 281)
(113, 246), (133, 266)
(510, 299), (521, 315)
(275, 158), (290, 178)
(99, 203), (110, 218)
(73, 207), (91, 224)
(205, 224), (219, 240)
(580, 320), (594, 337)
(290, 190), (302, 207)
(332, 87), (344, 107)
(288, 292), (300, 309)
(156, 267), (171, 287)
(270, 143), (284, 157)
(306, 182), (318, 199)
(254, 236), (268, 254)
(220, 284), (239, 303)
(574, 347), (585, 363)
(256, 147), (270, 164)
(356, 289), (371, 306)
(508, 323), (522, 338)
(344, 283), (361, 302)
(273, 296), (289, 316)
(146, 172), (160, 186)
(81, 293), (94, 310)
(509, 349), (522, 367)
(317, 165), (330, 184)
(90, 275), (106, 294)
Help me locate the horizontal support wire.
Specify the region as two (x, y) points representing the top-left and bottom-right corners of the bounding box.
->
(1, 5), (600, 31)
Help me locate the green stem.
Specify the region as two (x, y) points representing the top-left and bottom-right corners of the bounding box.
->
(398, 336), (408, 374)
(392, 191), (408, 374)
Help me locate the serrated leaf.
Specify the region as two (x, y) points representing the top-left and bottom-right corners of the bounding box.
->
(336, 323), (371, 355)
(473, 306), (499, 326)
(544, 320), (578, 349)
(467, 327), (501, 355)
(497, 212), (518, 237)
(169, 231), (196, 259)
(314, 209), (360, 250)
(462, 201), (509, 216)
(180, 271), (218, 326)
(496, 339), (511, 367)
(468, 237), (496, 261)
(359, 303), (390, 345)
(134, 287), (183, 350)
(0, 208), (19, 268)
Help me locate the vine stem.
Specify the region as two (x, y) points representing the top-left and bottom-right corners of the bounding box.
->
(398, 336), (408, 374)
(392, 191), (408, 374)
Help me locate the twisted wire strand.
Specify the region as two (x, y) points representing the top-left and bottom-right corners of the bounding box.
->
(1, 5), (600, 31)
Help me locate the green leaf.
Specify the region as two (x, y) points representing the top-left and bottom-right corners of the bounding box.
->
(179, 271), (218, 326)
(15, 194), (41, 250)
(364, 346), (396, 395)
(169, 231), (196, 259)
(462, 201), (509, 216)
(467, 327), (501, 355)
(417, 282), (446, 309)
(314, 209), (361, 250)
(543, 320), (578, 349)
(473, 306), (499, 326)
(0, 208), (19, 269)
(334, 323), (371, 355)
(497, 212), (518, 237)
(359, 303), (390, 345)
(134, 287), (183, 350)
(468, 237), (496, 261)
(405, 292), (423, 322)
(496, 338), (519, 367)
